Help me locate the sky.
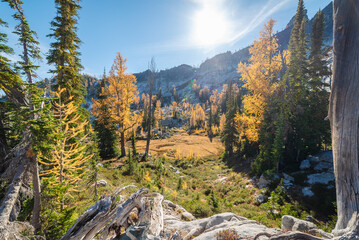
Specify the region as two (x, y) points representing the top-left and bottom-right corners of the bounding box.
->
(0, 0), (332, 80)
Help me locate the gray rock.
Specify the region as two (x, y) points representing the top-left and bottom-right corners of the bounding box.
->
(281, 215), (317, 232)
(193, 222), (280, 240)
(307, 172), (335, 185)
(282, 173), (294, 189)
(314, 161), (333, 171)
(257, 174), (270, 189)
(97, 179), (107, 187)
(315, 151), (333, 163)
(283, 173), (294, 182)
(170, 231), (183, 240)
(308, 156), (320, 164)
(302, 187), (314, 197)
(300, 159), (311, 170)
(96, 163), (104, 168)
(182, 211), (196, 221)
(256, 194), (266, 204)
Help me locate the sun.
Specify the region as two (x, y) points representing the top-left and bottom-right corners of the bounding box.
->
(193, 6), (231, 47)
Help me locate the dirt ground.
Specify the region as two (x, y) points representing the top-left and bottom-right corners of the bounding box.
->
(134, 130), (224, 158)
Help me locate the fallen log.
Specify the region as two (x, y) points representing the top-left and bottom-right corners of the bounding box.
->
(61, 185), (164, 240)
(0, 131), (32, 226)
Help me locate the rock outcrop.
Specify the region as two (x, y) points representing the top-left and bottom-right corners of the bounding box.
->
(59, 185), (338, 240)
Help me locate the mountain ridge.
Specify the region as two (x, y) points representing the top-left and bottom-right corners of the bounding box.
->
(133, 2), (333, 102)
(83, 2), (333, 104)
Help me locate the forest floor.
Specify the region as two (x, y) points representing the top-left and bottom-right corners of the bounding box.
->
(135, 129), (224, 158)
(70, 130), (334, 234)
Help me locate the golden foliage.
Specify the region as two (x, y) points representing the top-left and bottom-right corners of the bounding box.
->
(154, 100), (162, 128)
(236, 19), (284, 142)
(39, 87), (92, 200)
(92, 52), (142, 138)
(190, 104), (205, 129)
(219, 114), (226, 133)
(144, 171), (151, 182)
(192, 79), (201, 94)
(171, 101), (179, 118)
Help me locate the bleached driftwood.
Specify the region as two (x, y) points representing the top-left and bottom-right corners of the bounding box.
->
(61, 185), (164, 240)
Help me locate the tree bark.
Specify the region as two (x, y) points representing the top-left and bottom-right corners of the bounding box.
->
(0, 117), (9, 161)
(329, 0), (359, 233)
(144, 58), (156, 161)
(121, 131), (126, 157)
(0, 159), (28, 226)
(31, 158), (41, 232)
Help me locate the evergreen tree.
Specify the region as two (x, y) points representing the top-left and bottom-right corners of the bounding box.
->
(131, 128), (137, 159)
(4, 0), (45, 230)
(47, 0), (83, 102)
(288, 0), (306, 52)
(92, 73), (119, 159)
(5, 0), (41, 83)
(309, 10), (331, 84)
(283, 0), (311, 165)
(0, 18), (14, 158)
(306, 9), (331, 153)
(0, 17), (14, 73)
(144, 58), (156, 161)
(221, 80), (239, 158)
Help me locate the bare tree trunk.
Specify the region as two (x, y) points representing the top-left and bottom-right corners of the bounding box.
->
(121, 131), (126, 157)
(144, 58), (156, 161)
(329, 0), (359, 233)
(145, 87), (153, 160)
(0, 117), (9, 161)
(31, 158), (41, 232)
(0, 164), (27, 226)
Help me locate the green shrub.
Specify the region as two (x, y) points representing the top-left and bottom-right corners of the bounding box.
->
(194, 204), (212, 218)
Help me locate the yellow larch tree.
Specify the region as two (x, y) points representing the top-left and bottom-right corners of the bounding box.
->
(190, 104), (205, 129)
(92, 52), (141, 157)
(154, 100), (162, 129)
(236, 19), (285, 143)
(39, 87), (92, 208)
(219, 113), (226, 133)
(171, 101), (179, 119)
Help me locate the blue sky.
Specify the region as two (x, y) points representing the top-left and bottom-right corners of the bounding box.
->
(1, 0), (332, 79)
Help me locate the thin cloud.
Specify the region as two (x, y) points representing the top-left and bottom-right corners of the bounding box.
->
(146, 0), (291, 53)
(228, 0), (291, 45)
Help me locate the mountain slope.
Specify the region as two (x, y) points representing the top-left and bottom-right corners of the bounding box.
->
(133, 2), (333, 103)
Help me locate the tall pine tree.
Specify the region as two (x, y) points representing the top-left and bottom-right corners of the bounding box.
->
(92, 72), (119, 159)
(221, 80), (239, 159)
(47, 0), (83, 102)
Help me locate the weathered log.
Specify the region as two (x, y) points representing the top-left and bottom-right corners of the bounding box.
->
(0, 131), (32, 226)
(60, 185), (165, 240)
